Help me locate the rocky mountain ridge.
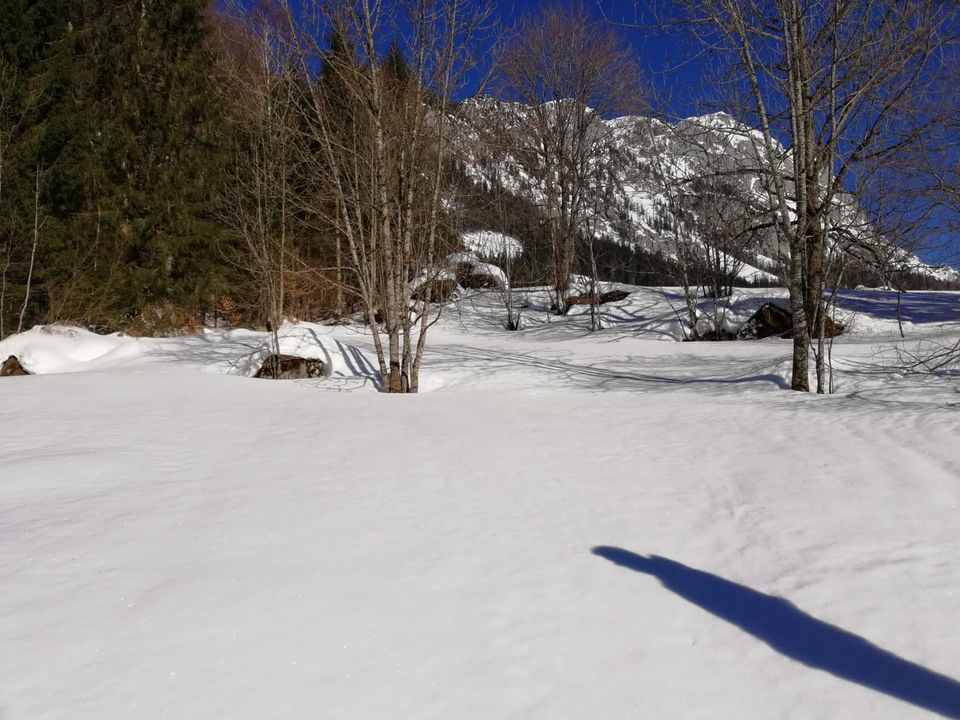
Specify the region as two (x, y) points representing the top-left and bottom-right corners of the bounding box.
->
(450, 98), (958, 288)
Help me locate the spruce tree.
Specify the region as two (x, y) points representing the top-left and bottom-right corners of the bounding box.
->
(0, 0), (231, 333)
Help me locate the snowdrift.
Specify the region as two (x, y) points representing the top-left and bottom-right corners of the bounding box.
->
(0, 325), (143, 374)
(0, 322), (382, 389)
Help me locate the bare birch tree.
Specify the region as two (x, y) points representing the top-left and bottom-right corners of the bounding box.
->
(286, 0), (492, 392)
(650, 0), (956, 391)
(216, 3), (302, 363)
(17, 162), (44, 334)
(493, 0), (645, 316)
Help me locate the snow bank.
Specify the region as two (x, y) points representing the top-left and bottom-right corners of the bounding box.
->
(0, 325), (143, 374)
(3, 323), (959, 720)
(0, 322), (382, 388)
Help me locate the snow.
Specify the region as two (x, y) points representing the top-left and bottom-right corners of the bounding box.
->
(904, 254), (960, 283)
(454, 99), (959, 285)
(461, 230), (523, 259)
(2, 287), (960, 719)
(0, 325), (143, 374)
(407, 268), (461, 297)
(738, 258), (780, 284)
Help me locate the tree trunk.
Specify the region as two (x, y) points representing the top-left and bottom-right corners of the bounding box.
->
(18, 162), (42, 334)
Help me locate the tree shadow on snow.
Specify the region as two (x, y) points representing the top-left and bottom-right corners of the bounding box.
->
(434, 345), (790, 391)
(837, 290), (959, 325)
(335, 338), (384, 391)
(591, 547), (960, 718)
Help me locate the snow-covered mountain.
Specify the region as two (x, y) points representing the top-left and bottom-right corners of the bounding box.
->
(450, 98), (959, 286)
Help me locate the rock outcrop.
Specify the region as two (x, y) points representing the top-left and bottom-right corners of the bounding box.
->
(0, 355), (30, 376)
(255, 354), (325, 380)
(736, 303), (844, 339)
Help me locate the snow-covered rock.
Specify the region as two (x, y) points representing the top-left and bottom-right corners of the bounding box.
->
(408, 268), (462, 301)
(448, 251), (509, 290)
(233, 322), (380, 383)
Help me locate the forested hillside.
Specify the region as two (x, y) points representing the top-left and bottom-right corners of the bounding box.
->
(0, 0), (232, 334)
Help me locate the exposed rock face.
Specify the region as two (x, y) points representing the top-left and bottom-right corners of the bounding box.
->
(255, 354), (325, 380)
(0, 355), (30, 377)
(737, 303), (793, 339)
(736, 303), (844, 339)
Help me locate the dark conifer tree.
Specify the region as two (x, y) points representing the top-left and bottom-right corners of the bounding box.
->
(0, 0), (230, 333)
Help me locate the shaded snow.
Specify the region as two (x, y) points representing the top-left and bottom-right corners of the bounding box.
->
(228, 322), (383, 384)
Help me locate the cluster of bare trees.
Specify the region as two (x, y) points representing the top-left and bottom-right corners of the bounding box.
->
(212, 0), (958, 393)
(216, 0), (650, 388)
(493, 1), (646, 326)
(648, 0), (960, 391)
(303, 1), (493, 393)
(217, 8), (300, 361)
(216, 0), (491, 392)
(640, 117), (773, 340)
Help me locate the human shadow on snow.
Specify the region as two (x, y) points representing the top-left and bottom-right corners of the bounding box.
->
(591, 547), (960, 718)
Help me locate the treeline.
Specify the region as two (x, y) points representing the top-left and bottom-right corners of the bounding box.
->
(0, 0), (792, 336)
(0, 0), (233, 335)
(0, 1), (498, 347)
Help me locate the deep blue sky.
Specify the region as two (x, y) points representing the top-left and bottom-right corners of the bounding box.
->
(479, 0), (958, 267)
(278, 0), (955, 266)
(476, 0), (708, 118)
(270, 0), (706, 115)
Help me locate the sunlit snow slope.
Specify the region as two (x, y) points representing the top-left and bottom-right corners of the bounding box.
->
(1, 287), (959, 719)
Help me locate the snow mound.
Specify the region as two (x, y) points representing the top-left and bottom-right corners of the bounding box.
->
(0, 325), (143, 374)
(231, 322), (381, 385)
(461, 230), (523, 259)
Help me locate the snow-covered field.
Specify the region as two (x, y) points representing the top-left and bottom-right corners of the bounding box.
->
(2, 287), (959, 719)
